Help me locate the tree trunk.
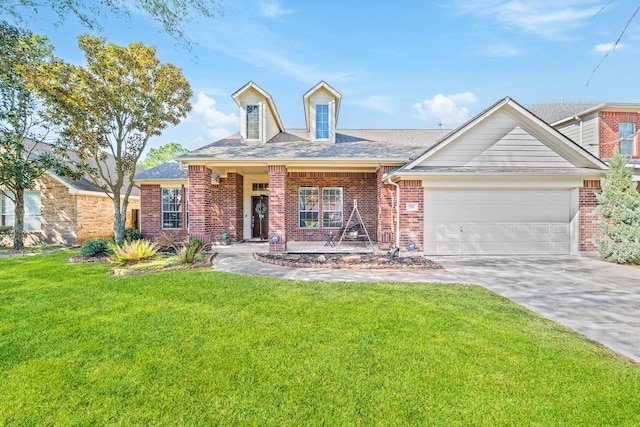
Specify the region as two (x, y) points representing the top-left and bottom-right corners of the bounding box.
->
(112, 195), (126, 245)
(13, 187), (25, 250)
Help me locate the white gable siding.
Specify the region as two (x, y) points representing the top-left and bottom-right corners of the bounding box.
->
(418, 111), (573, 167)
(555, 113), (599, 158)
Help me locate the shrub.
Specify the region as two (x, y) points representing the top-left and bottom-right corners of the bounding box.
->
(110, 227), (144, 244)
(0, 226), (13, 245)
(111, 239), (158, 264)
(153, 233), (182, 253)
(79, 238), (109, 257)
(597, 152), (640, 264)
(179, 238), (204, 264)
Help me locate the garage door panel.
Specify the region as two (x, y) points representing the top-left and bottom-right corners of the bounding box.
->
(425, 190), (571, 255)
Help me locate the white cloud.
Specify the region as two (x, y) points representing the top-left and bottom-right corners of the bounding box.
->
(593, 42), (624, 54)
(261, 1), (293, 19)
(190, 92), (238, 140)
(454, 1), (602, 39)
(483, 43), (520, 57)
(196, 24), (360, 85)
(358, 95), (394, 115)
(413, 93), (478, 127)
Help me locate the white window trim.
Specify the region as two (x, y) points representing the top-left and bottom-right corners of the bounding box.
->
(1, 191), (42, 232)
(322, 187), (343, 228)
(619, 122), (636, 156)
(161, 187), (183, 230)
(315, 104), (330, 140)
(246, 104), (262, 141)
(299, 187), (319, 229)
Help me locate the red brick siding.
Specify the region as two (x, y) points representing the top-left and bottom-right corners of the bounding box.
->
(599, 112), (640, 158)
(140, 184), (187, 241)
(210, 173), (244, 242)
(285, 172), (378, 243)
(268, 165), (287, 251)
(188, 165), (213, 242)
(579, 179), (602, 253)
(398, 180), (423, 253)
(377, 166), (396, 250)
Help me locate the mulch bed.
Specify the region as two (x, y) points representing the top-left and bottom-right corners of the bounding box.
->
(254, 252), (443, 270)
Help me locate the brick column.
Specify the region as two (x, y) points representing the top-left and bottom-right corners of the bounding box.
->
(399, 180), (423, 253)
(188, 165), (213, 242)
(268, 165), (287, 252)
(377, 166), (396, 251)
(140, 184), (161, 239)
(579, 179), (602, 254)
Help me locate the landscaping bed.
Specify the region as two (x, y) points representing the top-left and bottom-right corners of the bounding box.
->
(68, 251), (216, 275)
(255, 252), (443, 270)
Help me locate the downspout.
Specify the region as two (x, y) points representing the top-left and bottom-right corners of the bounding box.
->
(386, 177), (401, 250)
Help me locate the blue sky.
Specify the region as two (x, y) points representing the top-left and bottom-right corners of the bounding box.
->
(5, 1), (640, 153)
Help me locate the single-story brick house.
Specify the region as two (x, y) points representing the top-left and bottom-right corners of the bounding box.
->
(1, 141), (141, 246)
(135, 81), (608, 255)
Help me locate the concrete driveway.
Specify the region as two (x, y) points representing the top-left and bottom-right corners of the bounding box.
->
(213, 248), (640, 362)
(431, 256), (640, 363)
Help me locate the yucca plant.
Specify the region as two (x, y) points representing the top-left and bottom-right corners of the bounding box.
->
(110, 239), (158, 264)
(179, 238), (204, 264)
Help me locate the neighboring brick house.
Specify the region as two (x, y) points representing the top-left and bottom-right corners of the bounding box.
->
(1, 142), (141, 246)
(529, 102), (640, 181)
(135, 82), (608, 256)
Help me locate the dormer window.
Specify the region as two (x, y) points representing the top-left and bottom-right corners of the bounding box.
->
(232, 82), (284, 143)
(304, 81), (341, 143)
(316, 105), (329, 139)
(247, 105), (260, 140)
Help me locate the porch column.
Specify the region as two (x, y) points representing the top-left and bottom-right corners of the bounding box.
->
(268, 165), (287, 252)
(399, 180), (424, 253)
(377, 166), (396, 251)
(188, 165), (213, 243)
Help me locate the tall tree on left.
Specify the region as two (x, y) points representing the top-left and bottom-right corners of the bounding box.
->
(0, 21), (80, 249)
(30, 35), (192, 244)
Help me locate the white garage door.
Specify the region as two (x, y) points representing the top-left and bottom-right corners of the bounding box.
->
(424, 190), (571, 255)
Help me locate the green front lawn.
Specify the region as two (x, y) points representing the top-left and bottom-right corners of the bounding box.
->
(1, 251), (638, 425)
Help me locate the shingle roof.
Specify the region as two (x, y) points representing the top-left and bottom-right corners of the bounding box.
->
(528, 102), (603, 124)
(134, 160), (219, 181)
(24, 139), (142, 196)
(179, 129), (452, 161)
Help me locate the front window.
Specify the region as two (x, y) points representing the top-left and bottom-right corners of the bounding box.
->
(322, 187), (343, 228)
(1, 192), (41, 231)
(247, 105), (260, 140)
(619, 122), (636, 155)
(162, 187), (182, 229)
(316, 104), (329, 139)
(299, 187), (319, 228)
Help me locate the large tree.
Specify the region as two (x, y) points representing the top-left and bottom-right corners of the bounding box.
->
(30, 35), (192, 244)
(139, 142), (189, 169)
(596, 151), (640, 264)
(0, 21), (80, 249)
(1, 0), (223, 48)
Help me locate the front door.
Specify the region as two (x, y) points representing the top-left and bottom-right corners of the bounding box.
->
(252, 195), (268, 239)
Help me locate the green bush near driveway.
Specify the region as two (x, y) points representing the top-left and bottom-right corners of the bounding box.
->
(1, 251), (639, 425)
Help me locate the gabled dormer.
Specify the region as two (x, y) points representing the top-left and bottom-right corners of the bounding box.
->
(303, 81), (341, 143)
(232, 81), (284, 143)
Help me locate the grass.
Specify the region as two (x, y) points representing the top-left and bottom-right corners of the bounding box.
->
(1, 251), (639, 426)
